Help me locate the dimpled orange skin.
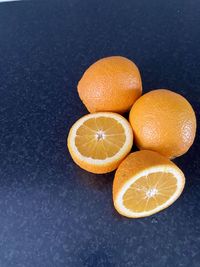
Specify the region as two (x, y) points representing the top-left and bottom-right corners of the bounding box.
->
(129, 89), (196, 159)
(77, 56), (142, 113)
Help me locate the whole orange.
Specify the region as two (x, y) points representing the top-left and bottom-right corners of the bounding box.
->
(129, 89), (196, 158)
(77, 56), (142, 113)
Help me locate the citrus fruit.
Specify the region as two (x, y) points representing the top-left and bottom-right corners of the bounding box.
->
(67, 112), (133, 174)
(129, 89), (196, 158)
(78, 56), (142, 113)
(113, 150), (185, 218)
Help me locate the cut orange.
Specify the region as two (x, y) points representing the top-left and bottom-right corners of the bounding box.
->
(113, 150), (185, 218)
(67, 112), (133, 174)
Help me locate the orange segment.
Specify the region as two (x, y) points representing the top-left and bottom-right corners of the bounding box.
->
(74, 117), (126, 159)
(67, 112), (133, 174)
(113, 150), (185, 218)
(123, 172), (177, 212)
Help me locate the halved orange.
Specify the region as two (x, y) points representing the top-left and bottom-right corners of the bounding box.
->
(113, 150), (185, 218)
(67, 112), (133, 174)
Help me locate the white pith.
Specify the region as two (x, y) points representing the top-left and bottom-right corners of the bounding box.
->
(95, 130), (106, 140)
(146, 188), (158, 198)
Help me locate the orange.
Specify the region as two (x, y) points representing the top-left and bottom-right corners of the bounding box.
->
(67, 112), (133, 174)
(129, 89), (196, 158)
(113, 150), (185, 218)
(78, 56), (142, 113)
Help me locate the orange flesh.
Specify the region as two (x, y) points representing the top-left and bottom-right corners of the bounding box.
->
(123, 172), (177, 212)
(75, 117), (126, 159)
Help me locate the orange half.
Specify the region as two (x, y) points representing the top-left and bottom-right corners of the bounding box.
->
(113, 151), (185, 218)
(67, 112), (133, 174)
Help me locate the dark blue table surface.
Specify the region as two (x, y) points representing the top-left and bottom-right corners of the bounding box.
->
(0, 0), (200, 266)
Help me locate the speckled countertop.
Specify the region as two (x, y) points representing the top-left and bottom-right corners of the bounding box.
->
(0, 0), (200, 266)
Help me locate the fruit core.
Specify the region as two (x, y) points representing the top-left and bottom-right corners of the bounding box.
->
(96, 130), (106, 141)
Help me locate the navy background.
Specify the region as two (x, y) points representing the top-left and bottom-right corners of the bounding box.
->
(0, 0), (200, 266)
